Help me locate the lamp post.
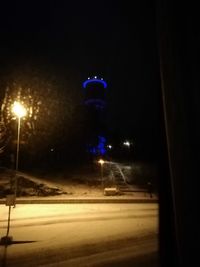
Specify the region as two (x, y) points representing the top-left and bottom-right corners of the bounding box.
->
(123, 140), (132, 159)
(0, 101), (27, 245)
(123, 140), (131, 147)
(12, 101), (27, 205)
(98, 159), (105, 190)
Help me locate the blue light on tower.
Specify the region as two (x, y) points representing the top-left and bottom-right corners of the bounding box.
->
(83, 78), (107, 89)
(83, 76), (107, 110)
(87, 136), (106, 156)
(83, 76), (107, 156)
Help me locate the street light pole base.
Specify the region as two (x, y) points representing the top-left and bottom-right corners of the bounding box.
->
(0, 236), (13, 245)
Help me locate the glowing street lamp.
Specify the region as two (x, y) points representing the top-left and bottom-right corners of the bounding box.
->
(12, 101), (27, 119)
(98, 159), (105, 190)
(12, 101), (27, 204)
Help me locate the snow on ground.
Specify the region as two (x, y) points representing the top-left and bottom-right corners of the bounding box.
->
(0, 166), (158, 199)
(0, 168), (103, 198)
(0, 203), (159, 267)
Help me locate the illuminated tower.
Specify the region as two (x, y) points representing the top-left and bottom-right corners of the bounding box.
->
(83, 76), (107, 156)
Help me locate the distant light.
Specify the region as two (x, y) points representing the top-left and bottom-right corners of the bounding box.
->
(50, 148), (54, 152)
(12, 101), (27, 118)
(98, 159), (105, 165)
(88, 77), (90, 79)
(107, 145), (112, 149)
(101, 78), (103, 80)
(94, 76), (97, 79)
(123, 141), (130, 147)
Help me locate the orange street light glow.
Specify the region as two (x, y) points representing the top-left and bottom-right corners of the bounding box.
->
(98, 159), (105, 165)
(12, 101), (27, 118)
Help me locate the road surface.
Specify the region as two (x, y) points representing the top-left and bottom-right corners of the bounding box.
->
(0, 203), (159, 266)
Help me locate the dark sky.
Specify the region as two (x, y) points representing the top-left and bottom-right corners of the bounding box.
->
(0, 0), (161, 155)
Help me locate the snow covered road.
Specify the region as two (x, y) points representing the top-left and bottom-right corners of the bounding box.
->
(0, 203), (158, 266)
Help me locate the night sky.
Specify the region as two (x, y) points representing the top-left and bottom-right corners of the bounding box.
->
(0, 1), (161, 160)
